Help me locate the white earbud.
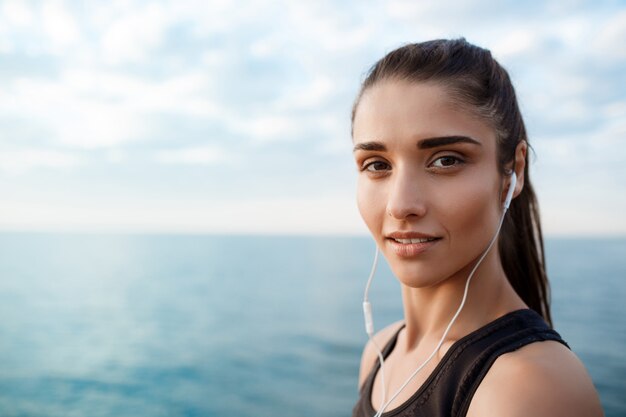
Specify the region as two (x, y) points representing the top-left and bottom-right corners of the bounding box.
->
(503, 171), (517, 210)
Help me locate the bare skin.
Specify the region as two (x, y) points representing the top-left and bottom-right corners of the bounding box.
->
(353, 80), (603, 416)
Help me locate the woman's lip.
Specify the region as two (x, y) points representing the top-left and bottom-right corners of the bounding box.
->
(386, 237), (441, 257)
(387, 231), (439, 240)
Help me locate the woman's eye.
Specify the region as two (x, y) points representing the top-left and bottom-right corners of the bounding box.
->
(431, 156), (463, 168)
(363, 160), (390, 172)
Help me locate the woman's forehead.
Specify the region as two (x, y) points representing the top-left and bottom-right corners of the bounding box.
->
(353, 80), (496, 148)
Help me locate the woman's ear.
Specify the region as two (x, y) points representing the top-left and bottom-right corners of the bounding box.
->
(513, 141), (527, 198)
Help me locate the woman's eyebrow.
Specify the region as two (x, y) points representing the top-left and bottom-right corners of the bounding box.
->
(353, 136), (481, 152)
(418, 135), (481, 149)
(353, 141), (386, 152)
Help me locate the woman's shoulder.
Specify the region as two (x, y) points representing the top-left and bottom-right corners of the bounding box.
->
(358, 320), (405, 390)
(467, 339), (604, 417)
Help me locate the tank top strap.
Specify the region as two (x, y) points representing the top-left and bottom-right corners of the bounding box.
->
(359, 323), (406, 395)
(450, 309), (568, 416)
(381, 323), (406, 358)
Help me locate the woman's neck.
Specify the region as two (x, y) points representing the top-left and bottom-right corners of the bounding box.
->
(399, 248), (525, 351)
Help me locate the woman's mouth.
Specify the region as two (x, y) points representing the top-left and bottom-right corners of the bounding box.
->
(391, 237), (439, 244)
(386, 236), (441, 257)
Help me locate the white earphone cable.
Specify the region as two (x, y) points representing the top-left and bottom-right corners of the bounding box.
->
(363, 248), (386, 408)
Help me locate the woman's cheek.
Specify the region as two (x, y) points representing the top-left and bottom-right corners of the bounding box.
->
(440, 182), (497, 241)
(357, 180), (384, 235)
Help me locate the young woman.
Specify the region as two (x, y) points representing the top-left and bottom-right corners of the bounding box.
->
(350, 39), (603, 417)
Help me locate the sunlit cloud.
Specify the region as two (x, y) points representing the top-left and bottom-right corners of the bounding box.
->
(0, 69), (221, 148)
(153, 146), (229, 165)
(0, 148), (84, 175)
(2, 0), (34, 28)
(101, 3), (170, 66)
(41, 1), (81, 52)
(594, 10), (626, 60)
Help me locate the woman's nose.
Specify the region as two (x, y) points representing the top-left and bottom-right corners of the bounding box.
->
(385, 170), (428, 220)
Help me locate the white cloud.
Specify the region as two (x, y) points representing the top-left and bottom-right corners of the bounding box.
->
(533, 112), (626, 168)
(185, 0), (253, 37)
(284, 2), (376, 52)
(41, 1), (81, 52)
(103, 149), (128, 164)
(0, 149), (84, 174)
(594, 10), (626, 60)
(0, 69), (221, 149)
(385, 0), (427, 18)
(0, 38), (12, 53)
(277, 76), (336, 110)
(153, 146), (228, 165)
(101, 3), (170, 65)
(249, 34), (283, 58)
(239, 115), (300, 143)
(491, 29), (536, 58)
(4, 76), (148, 148)
(3, 0), (34, 27)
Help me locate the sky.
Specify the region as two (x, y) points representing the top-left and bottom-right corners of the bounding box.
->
(0, 0), (625, 236)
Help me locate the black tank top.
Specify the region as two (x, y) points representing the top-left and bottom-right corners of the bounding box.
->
(352, 309), (568, 417)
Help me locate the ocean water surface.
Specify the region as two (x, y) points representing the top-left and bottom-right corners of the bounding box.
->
(0, 233), (623, 416)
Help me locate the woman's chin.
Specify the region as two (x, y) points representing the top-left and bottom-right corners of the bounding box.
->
(389, 265), (450, 289)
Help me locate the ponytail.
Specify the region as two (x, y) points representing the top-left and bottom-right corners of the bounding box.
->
(500, 162), (552, 326)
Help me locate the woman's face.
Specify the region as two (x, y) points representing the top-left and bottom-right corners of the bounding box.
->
(353, 80), (506, 288)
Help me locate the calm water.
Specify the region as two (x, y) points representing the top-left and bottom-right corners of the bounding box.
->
(0, 233), (623, 416)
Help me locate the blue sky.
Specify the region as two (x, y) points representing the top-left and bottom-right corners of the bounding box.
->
(0, 0), (625, 235)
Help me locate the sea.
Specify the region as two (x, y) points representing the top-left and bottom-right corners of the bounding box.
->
(0, 233), (623, 417)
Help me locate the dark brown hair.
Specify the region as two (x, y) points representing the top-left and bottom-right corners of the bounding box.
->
(351, 38), (552, 326)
